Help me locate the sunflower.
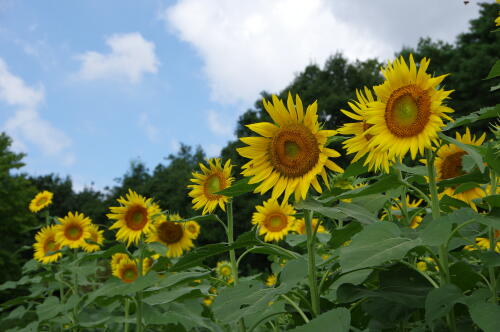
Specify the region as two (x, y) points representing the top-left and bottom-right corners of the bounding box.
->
(365, 54), (454, 160)
(464, 230), (500, 253)
(215, 261), (233, 281)
(81, 224), (104, 253)
(29, 190), (53, 213)
(385, 195), (425, 229)
(237, 93), (343, 202)
(293, 218), (327, 235)
(112, 256), (139, 283)
(434, 128), (486, 210)
(33, 225), (62, 264)
(265, 274), (277, 287)
(55, 212), (92, 249)
(107, 189), (158, 247)
(185, 220), (201, 239)
(252, 199), (296, 242)
(143, 257), (154, 275)
(110, 253), (130, 272)
(338, 87), (394, 173)
(188, 158), (234, 215)
(146, 213), (193, 258)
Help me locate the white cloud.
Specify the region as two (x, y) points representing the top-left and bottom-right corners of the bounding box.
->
(75, 32), (160, 83)
(162, 0), (480, 105)
(139, 112), (161, 143)
(207, 110), (233, 137)
(205, 143), (222, 157)
(0, 57), (73, 163)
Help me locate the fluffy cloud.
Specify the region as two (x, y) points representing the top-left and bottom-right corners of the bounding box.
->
(0, 58), (73, 163)
(75, 32), (159, 83)
(207, 110), (233, 138)
(163, 0), (479, 104)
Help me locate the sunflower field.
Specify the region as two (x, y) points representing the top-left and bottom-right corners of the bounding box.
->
(1, 4), (500, 332)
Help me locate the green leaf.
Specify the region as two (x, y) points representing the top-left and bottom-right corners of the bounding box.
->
(169, 243), (231, 271)
(454, 182), (481, 195)
(215, 177), (258, 197)
(142, 301), (213, 329)
(325, 269), (373, 301)
(437, 168), (489, 188)
(485, 142), (500, 174)
(425, 284), (464, 325)
(443, 105), (500, 131)
(468, 302), (500, 332)
(325, 174), (400, 201)
(339, 222), (421, 272)
(439, 132), (485, 172)
(328, 222), (363, 249)
(342, 160), (369, 177)
(143, 286), (205, 306)
(393, 163), (427, 176)
(288, 308), (350, 332)
(296, 199), (378, 224)
(479, 251), (500, 267)
(485, 60), (500, 79)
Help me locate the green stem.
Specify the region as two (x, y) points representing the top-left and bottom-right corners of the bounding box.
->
(396, 169), (409, 224)
(72, 250), (79, 332)
(305, 209), (320, 317)
(136, 238), (144, 332)
(280, 294), (310, 324)
(124, 298), (130, 332)
(489, 170), (498, 304)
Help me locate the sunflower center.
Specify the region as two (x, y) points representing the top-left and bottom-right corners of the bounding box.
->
(125, 205), (148, 231)
(187, 224), (197, 234)
(44, 239), (59, 253)
(65, 225), (83, 241)
(220, 266), (231, 276)
(37, 197), (47, 206)
(440, 151), (466, 179)
(385, 84), (431, 137)
(270, 124), (320, 178)
(122, 266), (138, 283)
(158, 222), (183, 244)
(204, 173), (226, 199)
(264, 213), (288, 232)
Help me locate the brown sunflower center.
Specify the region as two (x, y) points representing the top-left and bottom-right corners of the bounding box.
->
(158, 222), (184, 244)
(264, 213), (288, 232)
(122, 266), (138, 283)
(362, 120), (373, 141)
(385, 84), (431, 137)
(44, 238), (59, 253)
(187, 224), (197, 234)
(125, 204), (148, 231)
(65, 224), (83, 241)
(440, 151), (466, 179)
(37, 197), (47, 206)
(203, 173), (226, 199)
(270, 124), (320, 178)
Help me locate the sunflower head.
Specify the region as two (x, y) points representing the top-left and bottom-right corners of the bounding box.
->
(265, 274), (277, 287)
(215, 261), (233, 281)
(366, 54), (454, 160)
(185, 220), (201, 239)
(107, 189), (158, 247)
(146, 213), (194, 258)
(188, 158), (234, 215)
(252, 199), (296, 242)
(82, 224), (104, 253)
(293, 218), (327, 235)
(29, 190), (53, 213)
(112, 256), (139, 283)
(55, 211), (92, 249)
(33, 225), (62, 264)
(237, 93), (343, 202)
(110, 253), (130, 272)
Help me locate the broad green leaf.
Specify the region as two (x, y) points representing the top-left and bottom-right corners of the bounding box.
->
(485, 60), (500, 79)
(0, 275), (41, 291)
(296, 199), (378, 224)
(288, 308), (350, 332)
(169, 243), (231, 271)
(143, 286), (205, 305)
(393, 163), (427, 176)
(343, 160), (369, 177)
(443, 105), (500, 131)
(437, 169), (489, 188)
(479, 251), (500, 267)
(485, 142), (500, 174)
(325, 269), (372, 301)
(149, 270), (210, 291)
(425, 284), (464, 325)
(468, 302), (500, 332)
(454, 182), (481, 195)
(324, 174), (400, 201)
(142, 301), (213, 330)
(35, 296), (59, 321)
(482, 195), (500, 207)
(215, 177), (258, 197)
(328, 221), (363, 249)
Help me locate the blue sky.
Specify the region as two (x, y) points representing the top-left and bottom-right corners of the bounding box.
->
(0, 0), (483, 191)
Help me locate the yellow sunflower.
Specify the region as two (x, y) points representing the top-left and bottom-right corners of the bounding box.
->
(33, 225), (62, 264)
(215, 261), (233, 281)
(435, 128), (486, 210)
(265, 274), (277, 287)
(338, 87), (394, 173)
(293, 218), (327, 235)
(464, 230), (500, 253)
(185, 220), (201, 239)
(145, 213), (193, 258)
(143, 257), (153, 275)
(365, 54), (454, 160)
(107, 189), (158, 247)
(252, 199), (296, 242)
(55, 212), (92, 249)
(81, 224), (104, 253)
(112, 256), (139, 283)
(110, 253), (129, 272)
(386, 195), (425, 229)
(237, 93), (343, 202)
(188, 158), (234, 215)
(29, 190), (53, 213)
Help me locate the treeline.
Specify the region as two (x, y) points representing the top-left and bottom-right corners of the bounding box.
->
(1, 2), (498, 298)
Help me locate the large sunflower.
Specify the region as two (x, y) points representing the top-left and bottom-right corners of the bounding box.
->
(33, 225), (62, 264)
(29, 190), (53, 213)
(188, 158), (234, 215)
(112, 256), (139, 283)
(146, 213), (193, 258)
(435, 128), (486, 210)
(293, 218), (327, 235)
(81, 224), (104, 253)
(365, 54), (454, 160)
(107, 189), (157, 247)
(252, 199), (296, 242)
(338, 87), (394, 173)
(55, 212), (92, 249)
(237, 93), (343, 202)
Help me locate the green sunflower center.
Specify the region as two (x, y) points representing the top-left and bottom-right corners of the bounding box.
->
(264, 213), (288, 232)
(44, 239), (59, 253)
(204, 173), (226, 199)
(385, 84), (431, 137)
(270, 124), (320, 178)
(158, 222), (184, 244)
(125, 204), (148, 231)
(122, 267), (138, 283)
(65, 225), (83, 241)
(440, 151), (466, 179)
(37, 197), (47, 206)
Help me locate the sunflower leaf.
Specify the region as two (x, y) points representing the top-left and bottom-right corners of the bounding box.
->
(214, 177), (258, 197)
(438, 132), (485, 172)
(288, 308), (350, 332)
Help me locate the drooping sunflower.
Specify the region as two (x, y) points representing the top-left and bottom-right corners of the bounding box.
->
(435, 128), (486, 210)
(365, 54), (454, 160)
(215, 261), (233, 282)
(385, 195), (424, 229)
(188, 158), (234, 215)
(107, 189), (157, 247)
(145, 213), (193, 258)
(237, 93), (343, 202)
(29, 190), (53, 213)
(252, 199), (296, 242)
(185, 220), (201, 239)
(33, 225), (62, 264)
(81, 224), (104, 253)
(110, 253), (129, 272)
(112, 256), (139, 283)
(55, 212), (92, 249)
(265, 274), (277, 287)
(293, 217), (327, 235)
(338, 87), (394, 173)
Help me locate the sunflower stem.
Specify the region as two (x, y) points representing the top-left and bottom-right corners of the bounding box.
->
(135, 238), (144, 332)
(396, 169), (409, 225)
(124, 298), (130, 332)
(489, 169), (498, 304)
(280, 294), (310, 324)
(305, 209), (320, 317)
